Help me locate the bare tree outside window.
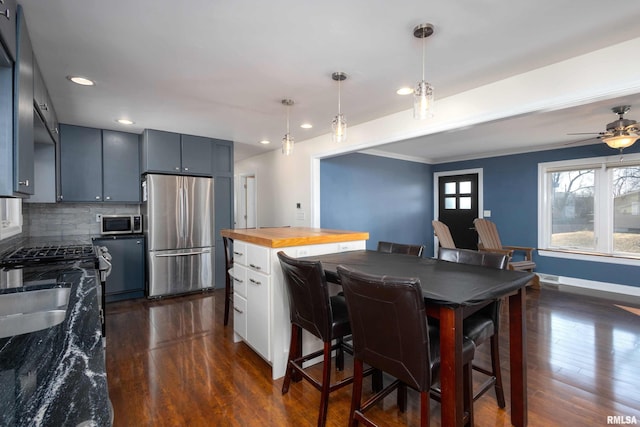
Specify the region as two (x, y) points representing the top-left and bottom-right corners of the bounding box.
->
(612, 166), (640, 254)
(551, 169), (595, 249)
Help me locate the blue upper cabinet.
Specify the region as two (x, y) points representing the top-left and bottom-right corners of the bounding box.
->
(0, 0), (17, 62)
(140, 129), (182, 173)
(213, 139), (233, 176)
(141, 129), (215, 176)
(102, 130), (140, 202)
(59, 125), (103, 202)
(59, 124), (140, 203)
(13, 5), (34, 195)
(181, 134), (212, 176)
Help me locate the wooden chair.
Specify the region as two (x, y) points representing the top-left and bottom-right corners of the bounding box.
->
(436, 247), (509, 408)
(432, 220), (456, 249)
(223, 236), (234, 326)
(473, 218), (539, 287)
(337, 265), (475, 427)
(377, 241), (425, 257)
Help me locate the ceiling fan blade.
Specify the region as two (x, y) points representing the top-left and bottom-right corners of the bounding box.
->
(567, 132), (602, 135)
(564, 135), (601, 145)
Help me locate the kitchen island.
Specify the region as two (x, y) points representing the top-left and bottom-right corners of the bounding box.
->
(0, 260), (111, 426)
(220, 227), (368, 379)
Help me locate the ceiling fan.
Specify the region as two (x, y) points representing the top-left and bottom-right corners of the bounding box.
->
(568, 105), (640, 151)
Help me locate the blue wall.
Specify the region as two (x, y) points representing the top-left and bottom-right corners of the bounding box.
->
(320, 153), (434, 254)
(433, 143), (640, 288)
(319, 144), (640, 289)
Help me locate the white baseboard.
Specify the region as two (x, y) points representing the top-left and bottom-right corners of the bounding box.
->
(537, 273), (640, 298)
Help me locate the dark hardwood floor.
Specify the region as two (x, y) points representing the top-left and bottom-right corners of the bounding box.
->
(105, 286), (640, 426)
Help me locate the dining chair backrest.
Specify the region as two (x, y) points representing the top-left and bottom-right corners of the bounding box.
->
(277, 251), (333, 342)
(337, 265), (432, 391)
(223, 236), (233, 270)
(377, 241), (425, 257)
(437, 247), (509, 270)
(432, 220), (456, 249)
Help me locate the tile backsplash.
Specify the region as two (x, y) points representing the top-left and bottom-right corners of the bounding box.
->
(23, 203), (140, 237)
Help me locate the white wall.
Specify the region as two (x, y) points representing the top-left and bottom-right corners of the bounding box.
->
(235, 38), (640, 228)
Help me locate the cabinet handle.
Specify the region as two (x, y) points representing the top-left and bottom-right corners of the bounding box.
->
(39, 103), (48, 111)
(136, 241), (141, 245)
(232, 251), (243, 256)
(0, 7), (9, 20)
(249, 278), (262, 285)
(233, 306), (244, 314)
(51, 127), (59, 134)
(105, 196), (111, 200)
(249, 263), (261, 270)
(18, 179), (30, 187)
(184, 167), (189, 171)
(175, 167), (180, 171)
(233, 277), (243, 283)
(95, 196), (101, 200)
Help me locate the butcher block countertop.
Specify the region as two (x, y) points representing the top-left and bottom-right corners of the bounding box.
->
(220, 227), (369, 248)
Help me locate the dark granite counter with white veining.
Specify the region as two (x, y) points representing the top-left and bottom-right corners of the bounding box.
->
(0, 249), (111, 425)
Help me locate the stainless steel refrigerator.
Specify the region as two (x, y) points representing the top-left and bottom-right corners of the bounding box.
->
(142, 174), (215, 298)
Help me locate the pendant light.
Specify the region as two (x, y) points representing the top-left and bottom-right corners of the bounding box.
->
(331, 72), (347, 142)
(413, 23), (435, 120)
(282, 99), (295, 155)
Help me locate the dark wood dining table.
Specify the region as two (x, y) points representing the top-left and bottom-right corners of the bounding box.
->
(300, 250), (534, 427)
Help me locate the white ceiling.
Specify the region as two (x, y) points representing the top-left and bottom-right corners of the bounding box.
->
(18, 0), (640, 163)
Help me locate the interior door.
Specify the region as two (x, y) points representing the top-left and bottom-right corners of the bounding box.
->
(437, 174), (479, 250)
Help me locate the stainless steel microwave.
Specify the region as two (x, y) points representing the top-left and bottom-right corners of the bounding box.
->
(101, 215), (142, 235)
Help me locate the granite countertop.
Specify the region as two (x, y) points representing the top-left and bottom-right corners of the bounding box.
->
(220, 227), (369, 248)
(0, 261), (111, 426)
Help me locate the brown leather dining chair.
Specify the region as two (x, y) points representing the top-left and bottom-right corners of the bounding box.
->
(223, 236), (234, 326)
(278, 252), (373, 427)
(436, 246), (509, 408)
(377, 241), (425, 257)
(337, 265), (475, 427)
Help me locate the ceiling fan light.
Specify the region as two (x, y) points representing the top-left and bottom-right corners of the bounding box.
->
(413, 80), (434, 120)
(602, 134), (638, 149)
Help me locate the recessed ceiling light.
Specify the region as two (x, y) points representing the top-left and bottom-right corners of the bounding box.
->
(300, 123), (313, 129)
(396, 87), (413, 95)
(67, 75), (95, 86)
(116, 119), (134, 125)
(259, 139), (271, 145)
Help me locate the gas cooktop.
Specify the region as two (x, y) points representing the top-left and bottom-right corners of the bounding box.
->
(0, 244), (98, 268)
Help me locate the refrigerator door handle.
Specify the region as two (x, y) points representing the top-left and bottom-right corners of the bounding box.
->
(154, 250), (211, 257)
(178, 186), (185, 239)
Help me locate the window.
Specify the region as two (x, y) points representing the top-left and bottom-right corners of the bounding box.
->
(539, 154), (640, 262)
(0, 198), (22, 240)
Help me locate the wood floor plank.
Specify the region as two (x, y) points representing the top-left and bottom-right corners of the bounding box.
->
(105, 287), (640, 426)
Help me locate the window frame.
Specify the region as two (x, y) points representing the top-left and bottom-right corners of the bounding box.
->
(538, 152), (640, 266)
(0, 198), (22, 240)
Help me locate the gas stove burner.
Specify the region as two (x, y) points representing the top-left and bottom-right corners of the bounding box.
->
(1, 244), (98, 268)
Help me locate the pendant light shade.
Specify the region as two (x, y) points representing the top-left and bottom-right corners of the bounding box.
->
(331, 72), (347, 142)
(413, 23), (435, 120)
(281, 99), (294, 156)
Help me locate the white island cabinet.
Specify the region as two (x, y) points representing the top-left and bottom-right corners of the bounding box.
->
(220, 227), (368, 380)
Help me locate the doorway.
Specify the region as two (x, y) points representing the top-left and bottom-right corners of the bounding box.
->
(434, 170), (482, 251)
(237, 174), (256, 228)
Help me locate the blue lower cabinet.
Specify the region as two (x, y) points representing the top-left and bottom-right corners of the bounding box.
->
(93, 235), (145, 302)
